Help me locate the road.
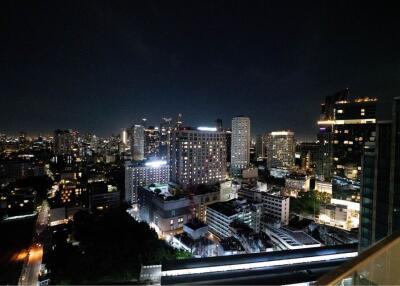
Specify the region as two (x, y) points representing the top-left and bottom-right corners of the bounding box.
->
(18, 200), (49, 286)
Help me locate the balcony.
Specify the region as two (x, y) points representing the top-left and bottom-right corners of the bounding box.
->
(317, 232), (400, 285)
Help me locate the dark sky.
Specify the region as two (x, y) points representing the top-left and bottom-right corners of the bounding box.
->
(1, 1), (399, 139)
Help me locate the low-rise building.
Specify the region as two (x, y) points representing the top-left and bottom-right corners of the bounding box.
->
(319, 198), (359, 231)
(206, 199), (262, 239)
(138, 184), (191, 236)
(315, 181), (333, 194)
(265, 225), (321, 250)
(88, 182), (120, 211)
(262, 192), (290, 226)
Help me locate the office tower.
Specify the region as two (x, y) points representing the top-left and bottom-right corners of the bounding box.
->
(255, 134), (266, 158)
(144, 126), (160, 159)
(359, 97), (400, 250)
(54, 129), (74, 155)
(130, 125), (145, 161)
(317, 89), (377, 181)
(125, 160), (170, 204)
(170, 127), (227, 186)
(266, 131), (295, 169)
(231, 116), (251, 173)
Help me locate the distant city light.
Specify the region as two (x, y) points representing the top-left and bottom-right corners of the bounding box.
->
(197, 127), (217, 132)
(145, 160), (167, 168)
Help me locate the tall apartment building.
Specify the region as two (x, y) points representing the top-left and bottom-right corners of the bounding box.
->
(359, 97), (400, 250)
(316, 89), (377, 181)
(125, 160), (170, 204)
(130, 125), (145, 161)
(266, 131), (295, 169)
(170, 127), (227, 186)
(231, 116), (251, 173)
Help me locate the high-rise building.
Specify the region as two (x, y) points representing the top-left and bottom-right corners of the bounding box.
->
(255, 134), (266, 158)
(130, 125), (145, 161)
(359, 97), (400, 250)
(297, 142), (319, 171)
(317, 90), (377, 181)
(316, 124), (334, 180)
(144, 126), (160, 159)
(54, 129), (74, 155)
(266, 131), (295, 169)
(159, 118), (172, 161)
(125, 160), (170, 204)
(231, 116), (251, 173)
(170, 127), (227, 186)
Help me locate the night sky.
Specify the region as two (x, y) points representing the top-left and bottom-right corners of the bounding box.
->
(1, 1), (399, 139)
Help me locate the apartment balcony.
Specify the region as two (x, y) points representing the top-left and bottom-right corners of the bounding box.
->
(317, 232), (400, 285)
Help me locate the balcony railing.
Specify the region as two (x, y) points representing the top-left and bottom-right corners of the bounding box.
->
(317, 232), (400, 285)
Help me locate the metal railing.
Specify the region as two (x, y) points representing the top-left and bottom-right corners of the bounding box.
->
(316, 232), (400, 285)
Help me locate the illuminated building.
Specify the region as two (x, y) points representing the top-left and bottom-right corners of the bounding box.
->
(125, 160), (170, 204)
(266, 131), (295, 169)
(359, 97), (400, 250)
(319, 199), (360, 231)
(255, 134), (265, 158)
(159, 117), (172, 161)
(54, 129), (74, 155)
(88, 182), (120, 211)
(231, 116), (251, 173)
(130, 124), (145, 161)
(297, 142), (319, 171)
(238, 187), (290, 225)
(121, 128), (128, 151)
(144, 126), (160, 159)
(206, 199), (262, 238)
(316, 89), (377, 181)
(170, 127), (227, 186)
(262, 192), (290, 225)
(138, 183), (221, 237)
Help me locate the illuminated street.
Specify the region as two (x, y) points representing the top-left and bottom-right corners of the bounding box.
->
(18, 201), (49, 286)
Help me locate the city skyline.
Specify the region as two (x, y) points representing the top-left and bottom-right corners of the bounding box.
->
(2, 1), (399, 138)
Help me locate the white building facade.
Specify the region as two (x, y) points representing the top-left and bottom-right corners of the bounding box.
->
(125, 160), (170, 204)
